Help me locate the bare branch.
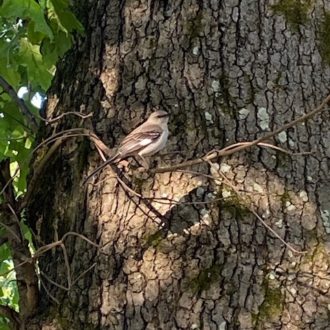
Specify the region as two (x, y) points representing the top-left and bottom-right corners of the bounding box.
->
(0, 231), (100, 297)
(45, 112), (93, 124)
(59, 242), (72, 288)
(156, 94), (330, 173)
(0, 167), (19, 198)
(61, 231), (99, 248)
(209, 162), (307, 255)
(0, 219), (21, 243)
(21, 137), (64, 210)
(0, 305), (20, 330)
(39, 277), (60, 305)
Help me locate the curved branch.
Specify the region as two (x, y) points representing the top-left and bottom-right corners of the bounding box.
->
(21, 128), (111, 210)
(155, 94), (330, 173)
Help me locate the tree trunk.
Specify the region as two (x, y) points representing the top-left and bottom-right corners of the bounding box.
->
(27, 0), (330, 329)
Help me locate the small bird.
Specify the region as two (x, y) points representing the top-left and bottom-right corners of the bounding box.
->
(85, 110), (169, 182)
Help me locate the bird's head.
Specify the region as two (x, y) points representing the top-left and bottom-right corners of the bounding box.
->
(148, 110), (169, 125)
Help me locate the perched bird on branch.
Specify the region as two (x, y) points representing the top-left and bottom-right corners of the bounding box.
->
(85, 110), (169, 182)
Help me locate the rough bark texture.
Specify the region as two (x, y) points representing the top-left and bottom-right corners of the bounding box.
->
(27, 0), (330, 329)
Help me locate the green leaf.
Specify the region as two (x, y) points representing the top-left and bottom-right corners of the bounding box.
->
(0, 318), (10, 330)
(0, 0), (53, 38)
(18, 38), (53, 90)
(0, 40), (21, 87)
(48, 0), (83, 33)
(41, 29), (71, 65)
(0, 244), (10, 263)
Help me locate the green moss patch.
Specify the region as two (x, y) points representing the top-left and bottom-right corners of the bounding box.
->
(319, 12), (330, 65)
(186, 264), (222, 294)
(272, 0), (312, 30)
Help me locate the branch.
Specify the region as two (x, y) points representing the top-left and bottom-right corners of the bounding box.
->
(21, 128), (112, 210)
(0, 75), (38, 132)
(0, 161), (39, 321)
(21, 137), (65, 210)
(208, 162), (306, 255)
(156, 94), (330, 173)
(0, 159), (17, 207)
(0, 305), (20, 330)
(44, 111), (93, 124)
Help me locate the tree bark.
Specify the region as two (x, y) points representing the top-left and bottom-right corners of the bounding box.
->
(27, 0), (330, 329)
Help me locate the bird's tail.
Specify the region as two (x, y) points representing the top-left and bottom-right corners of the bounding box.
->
(83, 153), (120, 184)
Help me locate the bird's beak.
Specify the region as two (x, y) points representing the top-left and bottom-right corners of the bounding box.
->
(158, 113), (169, 118)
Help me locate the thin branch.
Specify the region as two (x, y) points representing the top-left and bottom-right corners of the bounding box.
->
(61, 231), (99, 248)
(0, 305), (20, 329)
(59, 242), (72, 289)
(7, 203), (24, 240)
(39, 271), (68, 291)
(0, 75), (38, 132)
(45, 112), (93, 124)
(114, 171), (170, 229)
(0, 167), (19, 198)
(71, 262), (97, 287)
(0, 219), (21, 243)
(0, 231), (99, 283)
(210, 162), (306, 255)
(156, 94), (330, 173)
(249, 204), (306, 255)
(39, 277), (60, 305)
(21, 128), (112, 210)
(21, 137), (64, 210)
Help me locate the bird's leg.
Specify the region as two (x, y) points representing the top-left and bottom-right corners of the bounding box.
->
(135, 155), (150, 171)
(117, 159), (130, 171)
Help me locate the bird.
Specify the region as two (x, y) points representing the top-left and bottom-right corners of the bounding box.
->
(84, 110), (169, 182)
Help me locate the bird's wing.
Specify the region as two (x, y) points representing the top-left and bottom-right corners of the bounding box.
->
(119, 124), (162, 156)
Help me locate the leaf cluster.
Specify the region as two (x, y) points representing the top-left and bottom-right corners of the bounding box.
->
(0, 0), (83, 323)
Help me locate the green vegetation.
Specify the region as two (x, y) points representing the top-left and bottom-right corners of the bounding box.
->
(254, 279), (284, 326)
(0, 0), (82, 327)
(319, 12), (330, 65)
(272, 0), (312, 30)
(220, 193), (250, 219)
(185, 12), (204, 39)
(145, 230), (165, 248)
(186, 264), (222, 294)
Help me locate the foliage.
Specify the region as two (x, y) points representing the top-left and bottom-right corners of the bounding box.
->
(0, 0), (83, 323)
(272, 0), (312, 30)
(319, 12), (330, 66)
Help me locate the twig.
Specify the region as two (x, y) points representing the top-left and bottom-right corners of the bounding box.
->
(40, 271), (68, 291)
(7, 203), (24, 240)
(0, 305), (20, 329)
(249, 205), (306, 255)
(45, 112), (93, 124)
(21, 137), (64, 210)
(61, 231), (99, 248)
(0, 220), (21, 243)
(39, 277), (60, 305)
(0, 75), (38, 132)
(156, 94), (330, 173)
(71, 262), (97, 287)
(0, 232), (99, 278)
(22, 128), (112, 210)
(59, 242), (72, 289)
(0, 167), (19, 198)
(209, 162), (306, 255)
